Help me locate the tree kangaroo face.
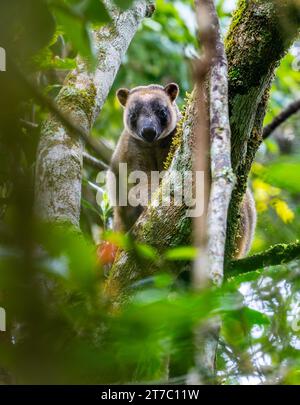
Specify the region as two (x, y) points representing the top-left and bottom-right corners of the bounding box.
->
(117, 83), (180, 143)
(127, 97), (171, 143)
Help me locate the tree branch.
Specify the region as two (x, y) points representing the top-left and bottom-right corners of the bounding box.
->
(205, 0), (235, 287)
(92, 138), (113, 164)
(83, 152), (108, 171)
(226, 241), (300, 276)
(34, 0), (154, 227)
(20, 119), (39, 130)
(263, 99), (300, 139)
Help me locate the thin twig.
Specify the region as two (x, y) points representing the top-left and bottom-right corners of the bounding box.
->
(20, 119), (39, 129)
(85, 180), (104, 195)
(92, 138), (113, 164)
(83, 151), (108, 171)
(263, 99), (300, 139)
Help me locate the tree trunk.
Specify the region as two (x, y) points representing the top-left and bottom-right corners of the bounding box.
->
(225, 0), (300, 261)
(106, 0), (300, 301)
(34, 0), (154, 226)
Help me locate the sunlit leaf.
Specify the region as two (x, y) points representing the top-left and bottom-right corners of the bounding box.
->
(102, 230), (131, 250)
(164, 246), (198, 261)
(264, 158), (300, 194)
(32, 48), (76, 70)
(135, 243), (158, 260)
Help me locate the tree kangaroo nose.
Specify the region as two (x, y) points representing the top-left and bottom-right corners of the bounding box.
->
(141, 127), (157, 142)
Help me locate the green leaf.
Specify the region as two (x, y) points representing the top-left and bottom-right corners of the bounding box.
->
(226, 270), (262, 286)
(222, 307), (270, 349)
(36, 223), (97, 290)
(82, 0), (110, 24)
(114, 0), (134, 10)
(32, 47), (76, 70)
(102, 231), (131, 250)
(55, 8), (94, 62)
(0, 0), (56, 56)
(153, 273), (173, 289)
(217, 291), (244, 312)
(264, 158), (300, 194)
(51, 0), (111, 65)
(164, 246), (198, 261)
(58, 0), (110, 24)
(243, 307), (270, 326)
(82, 198), (102, 218)
(136, 243), (159, 261)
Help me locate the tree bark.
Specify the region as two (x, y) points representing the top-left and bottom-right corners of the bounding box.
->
(205, 1), (234, 287)
(106, 0), (300, 301)
(34, 0), (154, 226)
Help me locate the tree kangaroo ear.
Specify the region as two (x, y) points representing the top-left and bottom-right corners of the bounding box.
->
(116, 88), (130, 107)
(164, 83), (179, 102)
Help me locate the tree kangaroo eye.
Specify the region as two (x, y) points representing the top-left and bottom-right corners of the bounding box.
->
(129, 111), (138, 121)
(159, 109), (167, 119)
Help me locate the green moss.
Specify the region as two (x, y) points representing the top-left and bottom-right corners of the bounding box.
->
(163, 92), (193, 170)
(57, 82), (97, 126)
(42, 117), (60, 136)
(226, 0), (248, 35)
(225, 0), (287, 95)
(65, 72), (77, 85)
(42, 117), (81, 150)
(227, 242), (300, 276)
(171, 214), (192, 247)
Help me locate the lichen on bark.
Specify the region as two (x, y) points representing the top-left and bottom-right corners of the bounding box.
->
(35, 0), (154, 227)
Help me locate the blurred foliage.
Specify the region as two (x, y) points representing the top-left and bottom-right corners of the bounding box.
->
(0, 0), (299, 385)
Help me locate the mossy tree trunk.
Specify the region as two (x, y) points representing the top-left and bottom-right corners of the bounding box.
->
(225, 0), (300, 262)
(106, 0), (300, 301)
(34, 0), (154, 226)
